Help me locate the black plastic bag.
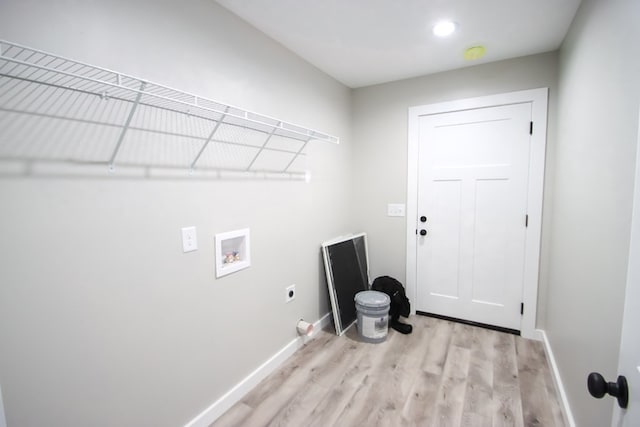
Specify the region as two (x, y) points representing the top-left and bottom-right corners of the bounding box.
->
(371, 276), (413, 334)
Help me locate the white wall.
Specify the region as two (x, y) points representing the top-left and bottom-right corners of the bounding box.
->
(351, 52), (558, 326)
(546, 0), (640, 426)
(0, 0), (352, 426)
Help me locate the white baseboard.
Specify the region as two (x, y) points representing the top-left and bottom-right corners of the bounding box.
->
(538, 329), (576, 427)
(522, 327), (544, 341)
(184, 313), (332, 427)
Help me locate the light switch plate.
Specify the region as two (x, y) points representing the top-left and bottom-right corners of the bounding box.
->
(181, 226), (198, 252)
(387, 203), (406, 217)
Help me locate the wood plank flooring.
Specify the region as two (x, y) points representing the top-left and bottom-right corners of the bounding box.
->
(211, 315), (565, 427)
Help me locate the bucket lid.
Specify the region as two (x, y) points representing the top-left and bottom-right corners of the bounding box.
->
(355, 290), (390, 307)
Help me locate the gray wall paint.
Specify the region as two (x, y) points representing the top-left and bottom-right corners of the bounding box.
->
(351, 52), (559, 327)
(547, 0), (640, 425)
(0, 0), (352, 426)
(2, 1), (638, 426)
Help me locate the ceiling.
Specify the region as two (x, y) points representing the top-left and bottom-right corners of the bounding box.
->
(215, 0), (582, 88)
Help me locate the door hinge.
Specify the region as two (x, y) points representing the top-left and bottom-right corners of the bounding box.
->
(521, 303), (524, 315)
(525, 214), (529, 227)
(529, 121), (533, 135)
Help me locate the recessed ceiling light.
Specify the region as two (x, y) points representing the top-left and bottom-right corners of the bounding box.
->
(433, 21), (456, 37)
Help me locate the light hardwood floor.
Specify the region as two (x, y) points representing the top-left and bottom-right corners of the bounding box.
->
(211, 315), (565, 427)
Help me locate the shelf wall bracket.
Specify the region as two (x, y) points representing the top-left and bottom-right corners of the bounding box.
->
(108, 80), (147, 171)
(189, 106), (229, 172)
(245, 122), (281, 171)
(283, 136), (312, 173)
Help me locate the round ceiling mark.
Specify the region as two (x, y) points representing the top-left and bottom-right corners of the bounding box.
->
(433, 21), (457, 37)
(464, 46), (486, 60)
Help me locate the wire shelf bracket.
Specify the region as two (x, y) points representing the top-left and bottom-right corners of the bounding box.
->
(189, 106), (229, 172)
(108, 80), (146, 172)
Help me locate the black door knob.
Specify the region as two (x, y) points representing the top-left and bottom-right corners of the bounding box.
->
(587, 372), (629, 409)
(420, 216), (427, 223)
(419, 229), (427, 236)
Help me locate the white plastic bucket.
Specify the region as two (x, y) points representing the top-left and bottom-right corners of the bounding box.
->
(355, 290), (390, 343)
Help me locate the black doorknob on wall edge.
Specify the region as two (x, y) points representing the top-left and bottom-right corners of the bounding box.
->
(587, 372), (629, 409)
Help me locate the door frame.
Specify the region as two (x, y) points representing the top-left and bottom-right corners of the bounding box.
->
(406, 88), (548, 340)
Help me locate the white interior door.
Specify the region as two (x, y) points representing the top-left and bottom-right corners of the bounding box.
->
(416, 103), (532, 331)
(611, 110), (640, 426)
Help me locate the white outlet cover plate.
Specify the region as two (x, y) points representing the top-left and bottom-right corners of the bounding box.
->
(387, 203), (406, 217)
(181, 226), (198, 252)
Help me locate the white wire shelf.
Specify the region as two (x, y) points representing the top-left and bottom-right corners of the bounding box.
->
(0, 40), (339, 178)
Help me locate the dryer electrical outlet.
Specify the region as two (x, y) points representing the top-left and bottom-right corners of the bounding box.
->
(286, 284), (296, 303)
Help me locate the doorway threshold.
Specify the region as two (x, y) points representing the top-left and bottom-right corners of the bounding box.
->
(416, 311), (520, 336)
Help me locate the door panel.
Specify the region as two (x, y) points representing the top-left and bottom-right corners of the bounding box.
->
(611, 109), (640, 426)
(426, 179), (462, 298)
(416, 103), (531, 330)
(472, 178), (509, 304)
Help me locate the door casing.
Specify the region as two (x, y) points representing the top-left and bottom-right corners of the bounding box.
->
(406, 88), (548, 340)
